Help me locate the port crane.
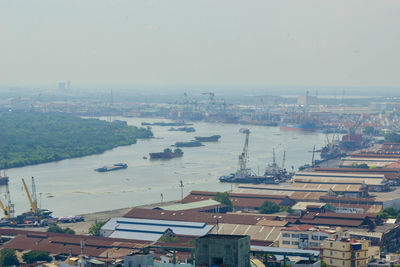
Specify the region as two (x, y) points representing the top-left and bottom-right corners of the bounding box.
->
(236, 128), (251, 178)
(22, 177), (38, 214)
(0, 176), (14, 219)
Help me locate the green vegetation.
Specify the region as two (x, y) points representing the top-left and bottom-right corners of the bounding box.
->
(0, 248), (19, 266)
(259, 200), (280, 214)
(88, 220), (107, 236)
(22, 251), (52, 264)
(213, 192), (233, 212)
(363, 126), (377, 135)
(377, 207), (400, 221)
(158, 234), (179, 243)
(0, 113), (153, 169)
(280, 206), (294, 214)
(385, 132), (400, 143)
(351, 163), (369, 169)
(47, 224), (75, 234)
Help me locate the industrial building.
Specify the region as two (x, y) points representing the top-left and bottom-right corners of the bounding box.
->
(100, 217), (213, 241)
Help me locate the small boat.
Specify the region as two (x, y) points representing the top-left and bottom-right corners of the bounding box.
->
(95, 163), (128, 172)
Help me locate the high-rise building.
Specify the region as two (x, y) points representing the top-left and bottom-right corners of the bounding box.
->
(58, 82), (66, 90)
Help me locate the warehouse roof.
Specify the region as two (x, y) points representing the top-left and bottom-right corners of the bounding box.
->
(123, 208), (280, 225)
(156, 199), (222, 211)
(181, 191), (294, 207)
(295, 171), (386, 179)
(0, 229), (149, 258)
(102, 217), (213, 241)
(238, 183), (364, 193)
(209, 223), (283, 243)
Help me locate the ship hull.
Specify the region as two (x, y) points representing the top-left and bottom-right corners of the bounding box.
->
(280, 123), (317, 132)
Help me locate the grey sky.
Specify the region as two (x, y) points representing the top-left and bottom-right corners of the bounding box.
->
(0, 0), (399, 89)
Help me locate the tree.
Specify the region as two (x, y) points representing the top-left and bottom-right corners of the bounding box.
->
(47, 224), (75, 234)
(377, 207), (399, 219)
(22, 251), (52, 264)
(213, 192), (233, 212)
(259, 200), (280, 214)
(364, 126), (376, 135)
(88, 220), (107, 236)
(0, 248), (19, 266)
(385, 132), (400, 143)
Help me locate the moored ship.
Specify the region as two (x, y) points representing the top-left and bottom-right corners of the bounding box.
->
(149, 148), (183, 159)
(95, 163), (128, 172)
(279, 122), (317, 132)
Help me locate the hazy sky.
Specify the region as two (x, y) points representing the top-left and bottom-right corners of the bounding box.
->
(0, 0), (399, 89)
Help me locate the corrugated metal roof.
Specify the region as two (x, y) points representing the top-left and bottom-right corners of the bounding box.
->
(102, 217), (213, 241)
(209, 223), (283, 242)
(159, 199), (221, 211)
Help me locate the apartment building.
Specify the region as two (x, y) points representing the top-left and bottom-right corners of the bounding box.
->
(322, 238), (370, 267)
(279, 225), (339, 249)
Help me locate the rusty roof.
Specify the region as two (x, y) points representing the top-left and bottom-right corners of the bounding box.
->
(0, 229), (150, 259)
(123, 208), (280, 225)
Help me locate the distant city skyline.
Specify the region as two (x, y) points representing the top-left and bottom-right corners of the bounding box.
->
(1, 0), (399, 90)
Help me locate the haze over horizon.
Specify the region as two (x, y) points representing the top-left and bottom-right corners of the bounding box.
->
(1, 0), (399, 92)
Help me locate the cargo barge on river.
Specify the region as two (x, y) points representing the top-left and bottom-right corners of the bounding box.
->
(95, 163), (128, 172)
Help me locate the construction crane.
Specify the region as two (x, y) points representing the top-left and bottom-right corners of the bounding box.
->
(0, 176), (14, 219)
(236, 128), (251, 178)
(22, 177), (38, 214)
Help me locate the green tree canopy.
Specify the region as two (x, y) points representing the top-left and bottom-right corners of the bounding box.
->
(259, 200), (280, 214)
(0, 248), (19, 266)
(22, 251), (52, 264)
(0, 113), (153, 169)
(88, 220), (107, 236)
(385, 132), (400, 143)
(377, 207), (400, 220)
(47, 224), (75, 234)
(213, 192), (233, 212)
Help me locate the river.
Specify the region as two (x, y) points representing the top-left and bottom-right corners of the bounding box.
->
(4, 117), (328, 217)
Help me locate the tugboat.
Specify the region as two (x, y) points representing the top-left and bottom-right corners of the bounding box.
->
(149, 148), (183, 159)
(194, 135), (221, 142)
(95, 163), (128, 172)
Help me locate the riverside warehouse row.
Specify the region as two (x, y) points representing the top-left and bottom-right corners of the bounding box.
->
(3, 142), (400, 266)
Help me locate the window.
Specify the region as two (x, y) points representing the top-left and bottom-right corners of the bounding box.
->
(330, 251), (333, 256)
(310, 242), (319, 247)
(343, 253), (345, 257)
(300, 234), (308, 239)
(312, 235), (319, 240)
(342, 261), (345, 266)
(292, 234), (299, 238)
(320, 236), (328, 241)
(282, 233), (290, 238)
(330, 259), (332, 264)
(330, 242), (333, 247)
(283, 241), (290, 245)
(292, 241), (299, 245)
